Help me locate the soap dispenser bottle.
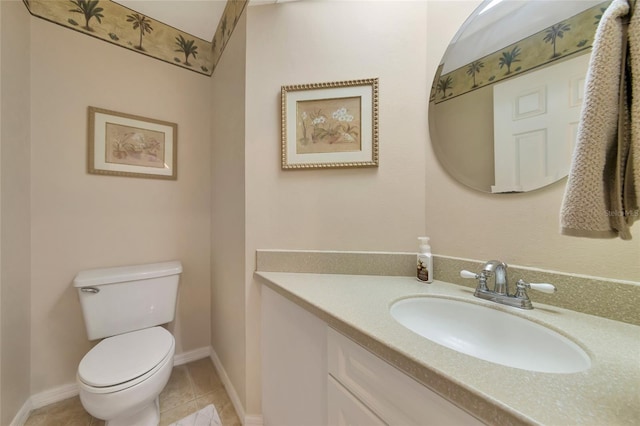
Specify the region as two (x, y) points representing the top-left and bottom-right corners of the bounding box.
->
(417, 237), (433, 283)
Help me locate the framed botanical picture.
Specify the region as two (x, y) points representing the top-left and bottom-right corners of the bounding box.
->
(281, 78), (379, 169)
(88, 107), (178, 180)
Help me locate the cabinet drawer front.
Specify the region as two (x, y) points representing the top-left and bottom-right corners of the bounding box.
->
(328, 376), (387, 426)
(328, 328), (483, 426)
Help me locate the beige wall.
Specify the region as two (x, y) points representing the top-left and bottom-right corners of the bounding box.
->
(210, 13), (247, 412)
(426, 0), (639, 281)
(0, 1), (31, 424)
(29, 18), (212, 394)
(244, 0), (429, 415)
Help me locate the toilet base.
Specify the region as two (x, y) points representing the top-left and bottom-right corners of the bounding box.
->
(77, 330), (174, 425)
(105, 397), (160, 426)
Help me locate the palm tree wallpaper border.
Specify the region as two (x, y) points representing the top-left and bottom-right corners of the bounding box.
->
(23, 0), (248, 76)
(430, 1), (610, 103)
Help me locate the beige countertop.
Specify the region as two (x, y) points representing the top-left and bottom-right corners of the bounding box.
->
(255, 271), (640, 426)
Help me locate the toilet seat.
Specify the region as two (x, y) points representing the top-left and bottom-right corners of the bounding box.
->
(78, 327), (174, 393)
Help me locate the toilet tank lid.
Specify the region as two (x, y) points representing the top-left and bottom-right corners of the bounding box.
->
(73, 261), (183, 287)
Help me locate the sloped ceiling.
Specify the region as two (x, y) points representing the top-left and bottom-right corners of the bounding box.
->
(114, 1), (226, 41)
(114, 0), (297, 40)
(24, 0), (251, 76)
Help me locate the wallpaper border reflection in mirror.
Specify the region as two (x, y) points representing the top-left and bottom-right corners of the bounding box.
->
(430, 2), (608, 102)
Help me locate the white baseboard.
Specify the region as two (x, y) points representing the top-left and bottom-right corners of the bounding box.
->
(30, 382), (79, 410)
(209, 347), (263, 426)
(173, 346), (211, 366)
(244, 414), (264, 426)
(9, 398), (32, 426)
(209, 348), (244, 419)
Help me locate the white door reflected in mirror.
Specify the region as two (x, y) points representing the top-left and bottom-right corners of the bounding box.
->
(492, 54), (588, 193)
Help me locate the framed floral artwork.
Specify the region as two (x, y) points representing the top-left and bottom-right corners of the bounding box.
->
(88, 107), (177, 180)
(281, 78), (379, 169)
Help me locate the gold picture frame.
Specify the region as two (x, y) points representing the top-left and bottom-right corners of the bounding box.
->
(281, 78), (379, 169)
(88, 107), (177, 180)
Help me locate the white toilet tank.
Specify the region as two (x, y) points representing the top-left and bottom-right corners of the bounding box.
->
(74, 261), (182, 340)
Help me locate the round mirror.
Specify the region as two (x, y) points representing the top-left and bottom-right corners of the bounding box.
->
(429, 0), (609, 193)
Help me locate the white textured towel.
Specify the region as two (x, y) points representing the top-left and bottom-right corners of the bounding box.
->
(168, 404), (222, 426)
(561, 0), (639, 239)
(628, 0), (640, 225)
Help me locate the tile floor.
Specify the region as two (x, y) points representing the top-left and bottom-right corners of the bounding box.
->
(24, 357), (241, 426)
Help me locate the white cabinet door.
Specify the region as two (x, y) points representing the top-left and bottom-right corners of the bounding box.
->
(262, 286), (327, 426)
(328, 328), (484, 426)
(327, 376), (386, 426)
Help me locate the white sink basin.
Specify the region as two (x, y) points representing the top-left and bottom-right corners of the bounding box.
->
(390, 297), (591, 373)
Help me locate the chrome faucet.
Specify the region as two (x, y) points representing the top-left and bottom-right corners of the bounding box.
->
(460, 260), (556, 309)
(481, 260), (508, 295)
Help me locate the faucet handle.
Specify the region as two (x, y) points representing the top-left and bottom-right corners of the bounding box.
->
(528, 282), (556, 294)
(461, 270), (489, 292)
(515, 279), (556, 296)
(460, 270), (478, 279)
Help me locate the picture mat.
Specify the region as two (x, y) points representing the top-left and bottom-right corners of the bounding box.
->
(92, 111), (175, 177)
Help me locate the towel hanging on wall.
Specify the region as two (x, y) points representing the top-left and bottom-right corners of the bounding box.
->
(560, 0), (639, 240)
(626, 0), (640, 231)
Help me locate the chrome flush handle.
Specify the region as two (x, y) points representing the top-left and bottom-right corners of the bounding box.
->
(80, 287), (100, 294)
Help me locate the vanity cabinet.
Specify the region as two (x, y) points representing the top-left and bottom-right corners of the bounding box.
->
(262, 286), (483, 426)
(262, 286), (327, 426)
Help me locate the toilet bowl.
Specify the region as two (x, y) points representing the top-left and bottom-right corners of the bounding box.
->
(73, 261), (182, 426)
(77, 327), (175, 425)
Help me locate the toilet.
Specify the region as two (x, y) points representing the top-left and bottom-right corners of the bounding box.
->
(73, 260), (183, 426)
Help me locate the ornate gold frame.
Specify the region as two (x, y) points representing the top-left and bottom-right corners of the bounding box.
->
(281, 78), (379, 169)
(88, 106), (178, 180)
